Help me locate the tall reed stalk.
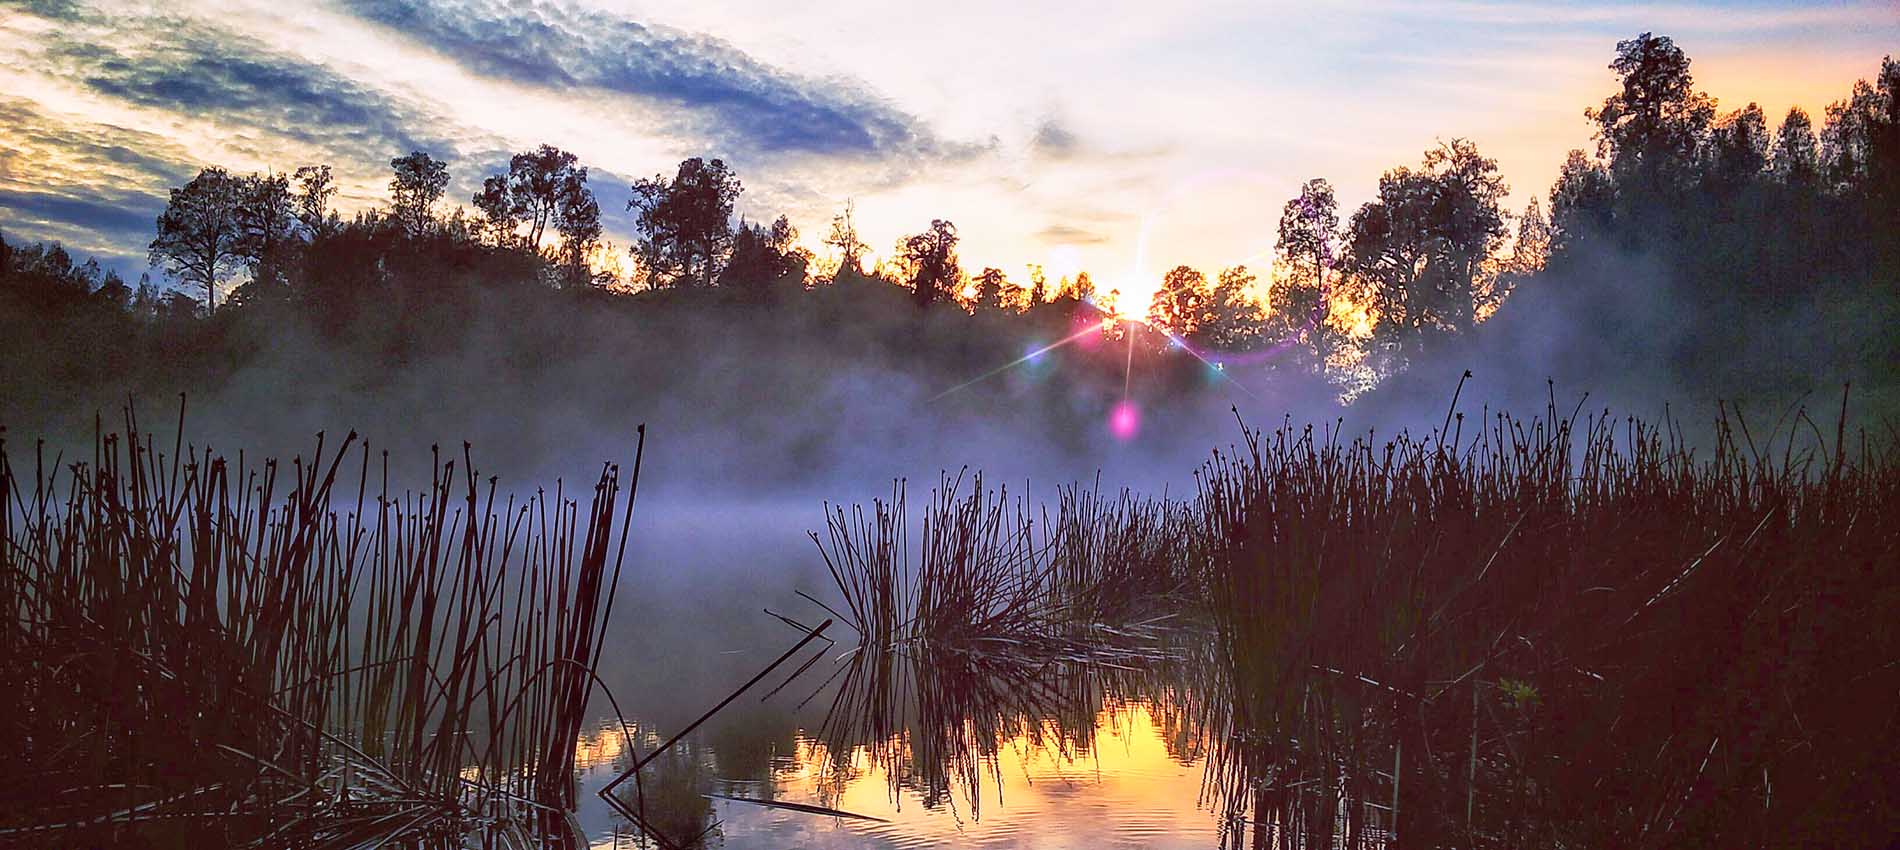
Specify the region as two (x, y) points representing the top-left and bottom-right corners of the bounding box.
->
(0, 410), (645, 848)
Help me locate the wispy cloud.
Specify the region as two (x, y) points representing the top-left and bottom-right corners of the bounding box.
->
(42, 18), (452, 160)
(1031, 118), (1082, 159)
(1037, 223), (1109, 245)
(339, 0), (943, 159)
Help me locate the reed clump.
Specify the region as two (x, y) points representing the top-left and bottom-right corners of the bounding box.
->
(811, 395), (1899, 849)
(808, 472), (1191, 817)
(0, 411), (643, 848)
(811, 471), (1188, 666)
(1190, 399), (1900, 849)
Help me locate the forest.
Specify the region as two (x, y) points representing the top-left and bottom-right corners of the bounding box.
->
(3, 34), (1896, 440)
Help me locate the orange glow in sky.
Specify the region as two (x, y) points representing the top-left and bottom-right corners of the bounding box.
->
(0, 0), (1892, 288)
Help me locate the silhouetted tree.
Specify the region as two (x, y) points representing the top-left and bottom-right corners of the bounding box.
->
(293, 165), (337, 238)
(1149, 265), (1210, 337)
(1203, 265), (1265, 351)
(129, 273), (160, 317)
(473, 177), (513, 245)
(629, 157), (741, 289)
(1547, 149), (1616, 253)
(1704, 103), (1769, 191)
(825, 200), (868, 277)
(555, 185), (602, 279)
(150, 167), (246, 313)
(235, 173), (295, 287)
(1425, 139), (1510, 332)
(1506, 198), (1550, 280)
(389, 151), (449, 236)
(94, 267), (130, 308)
(1274, 178), (1338, 359)
(474, 145), (599, 266)
(896, 219), (959, 308)
(1026, 264), (1048, 306)
(1586, 32), (1714, 196)
(1821, 57), (1900, 201)
(1770, 107), (1820, 186)
(720, 215), (809, 295)
(1057, 270), (1096, 303)
(968, 266), (1017, 313)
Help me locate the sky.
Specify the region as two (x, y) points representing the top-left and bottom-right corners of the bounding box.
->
(1, 0), (1895, 309)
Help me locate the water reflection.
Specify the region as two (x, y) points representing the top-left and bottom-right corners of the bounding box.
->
(577, 701), (1221, 849)
(574, 627), (1247, 849)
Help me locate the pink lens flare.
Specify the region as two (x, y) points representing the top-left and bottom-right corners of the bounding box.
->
(1108, 399), (1141, 441)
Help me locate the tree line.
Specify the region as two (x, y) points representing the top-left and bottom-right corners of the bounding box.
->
(3, 34), (1896, 403)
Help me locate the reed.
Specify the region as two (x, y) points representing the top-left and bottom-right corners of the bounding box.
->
(0, 409), (644, 848)
(811, 393), (1900, 848)
(1189, 395), (1900, 849)
(808, 471), (1190, 818)
(810, 471), (1186, 666)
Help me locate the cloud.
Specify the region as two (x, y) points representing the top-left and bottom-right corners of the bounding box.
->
(0, 188), (157, 240)
(339, 0), (942, 159)
(0, 10), (501, 270)
(1037, 224), (1109, 245)
(46, 22), (451, 161)
(1031, 118), (1081, 159)
(0, 95), (190, 267)
(0, 0), (84, 20)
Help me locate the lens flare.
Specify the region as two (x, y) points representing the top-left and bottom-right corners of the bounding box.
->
(929, 323), (1103, 402)
(1109, 399), (1141, 441)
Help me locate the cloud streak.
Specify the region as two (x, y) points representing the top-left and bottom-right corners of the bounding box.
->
(340, 0), (942, 159)
(44, 21), (451, 159)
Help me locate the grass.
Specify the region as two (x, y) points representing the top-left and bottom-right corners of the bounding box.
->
(0, 406), (645, 848)
(811, 390), (1900, 849)
(1188, 394), (1900, 849)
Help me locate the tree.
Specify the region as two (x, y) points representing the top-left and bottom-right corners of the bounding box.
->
(1026, 264), (1048, 306)
(1204, 265), (1266, 350)
(235, 173), (295, 285)
(475, 145), (596, 252)
(470, 145), (601, 280)
(130, 273), (160, 317)
(94, 267), (130, 308)
(825, 200), (868, 277)
(1586, 32), (1715, 193)
(896, 219), (959, 308)
(1274, 178), (1339, 357)
(149, 167), (246, 313)
(389, 151), (449, 236)
(473, 177), (512, 246)
(1704, 103), (1769, 190)
(629, 157), (741, 289)
(1876, 56), (1900, 203)
(969, 266), (1017, 313)
(1422, 139), (1510, 333)
(1820, 57), (1900, 198)
(293, 165), (338, 238)
(1148, 265), (1210, 338)
(1508, 197), (1550, 277)
(1343, 140), (1507, 357)
(555, 182), (602, 277)
(1057, 271), (1096, 303)
(1548, 149), (1616, 253)
(1770, 107), (1820, 185)
(720, 215), (809, 294)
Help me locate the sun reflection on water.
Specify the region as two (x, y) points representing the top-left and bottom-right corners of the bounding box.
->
(579, 702), (1224, 849)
